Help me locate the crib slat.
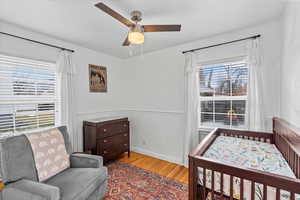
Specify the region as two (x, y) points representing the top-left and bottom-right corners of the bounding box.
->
(291, 192), (295, 200)
(211, 171), (215, 200)
(294, 152), (296, 174)
(287, 146), (290, 165)
(251, 181), (255, 200)
(296, 155), (299, 178)
(289, 148), (293, 169)
(263, 184), (267, 200)
(220, 172), (224, 197)
(298, 156), (300, 178)
(203, 168), (206, 200)
(293, 152), (297, 176)
(296, 155), (298, 177)
(240, 178), (244, 200)
(297, 156), (300, 178)
(276, 188), (280, 200)
(230, 175), (233, 200)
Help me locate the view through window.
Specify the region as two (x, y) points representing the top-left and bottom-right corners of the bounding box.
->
(199, 59), (248, 129)
(0, 55), (59, 136)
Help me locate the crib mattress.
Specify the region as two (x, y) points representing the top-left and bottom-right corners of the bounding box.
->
(198, 136), (299, 200)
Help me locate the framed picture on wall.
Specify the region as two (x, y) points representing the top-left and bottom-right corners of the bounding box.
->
(89, 64), (107, 92)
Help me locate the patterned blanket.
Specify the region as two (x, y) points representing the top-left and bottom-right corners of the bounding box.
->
(26, 128), (70, 182)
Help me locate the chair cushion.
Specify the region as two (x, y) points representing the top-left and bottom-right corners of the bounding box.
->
(45, 167), (108, 200)
(0, 135), (38, 183)
(57, 126), (72, 154)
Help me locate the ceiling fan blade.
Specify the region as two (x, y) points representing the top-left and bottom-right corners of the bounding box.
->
(95, 3), (135, 27)
(122, 36), (130, 46)
(142, 25), (181, 32)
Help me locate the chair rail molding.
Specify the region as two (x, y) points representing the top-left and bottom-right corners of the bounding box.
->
(77, 109), (184, 116)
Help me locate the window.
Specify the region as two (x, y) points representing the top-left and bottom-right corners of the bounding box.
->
(0, 55), (59, 136)
(199, 59), (248, 129)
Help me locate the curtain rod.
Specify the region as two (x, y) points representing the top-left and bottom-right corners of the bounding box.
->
(0, 31), (75, 53)
(182, 34), (261, 54)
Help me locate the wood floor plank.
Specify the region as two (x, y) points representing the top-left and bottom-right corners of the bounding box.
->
(117, 152), (188, 184)
(160, 163), (179, 177)
(179, 168), (189, 184)
(168, 165), (185, 179)
(149, 159), (167, 173)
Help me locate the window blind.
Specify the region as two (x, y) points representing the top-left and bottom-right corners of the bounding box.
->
(0, 55), (59, 136)
(199, 59), (248, 129)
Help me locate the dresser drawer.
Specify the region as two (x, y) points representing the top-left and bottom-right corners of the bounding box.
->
(118, 142), (129, 151)
(100, 141), (129, 158)
(97, 122), (129, 138)
(100, 133), (129, 149)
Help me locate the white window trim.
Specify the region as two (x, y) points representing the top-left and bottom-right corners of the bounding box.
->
(198, 57), (249, 130)
(196, 55), (247, 67)
(0, 54), (60, 136)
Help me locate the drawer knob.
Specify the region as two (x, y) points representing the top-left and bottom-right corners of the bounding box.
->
(124, 124), (127, 127)
(104, 150), (107, 154)
(103, 139), (107, 143)
(124, 134), (127, 137)
(124, 144), (128, 146)
(103, 129), (107, 132)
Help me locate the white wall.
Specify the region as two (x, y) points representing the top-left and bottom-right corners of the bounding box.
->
(121, 20), (282, 164)
(280, 3), (300, 127)
(0, 21), (126, 151)
(0, 19), (284, 165)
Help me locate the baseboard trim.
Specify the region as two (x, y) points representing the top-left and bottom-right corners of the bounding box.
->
(131, 146), (183, 166)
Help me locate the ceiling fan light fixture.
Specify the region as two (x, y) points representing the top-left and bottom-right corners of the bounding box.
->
(95, 3), (181, 46)
(128, 25), (144, 44)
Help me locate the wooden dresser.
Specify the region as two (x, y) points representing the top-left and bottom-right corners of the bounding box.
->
(83, 117), (130, 162)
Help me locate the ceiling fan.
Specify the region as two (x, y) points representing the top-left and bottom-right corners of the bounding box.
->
(95, 2), (181, 46)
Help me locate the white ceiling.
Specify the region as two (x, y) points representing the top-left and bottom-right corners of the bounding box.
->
(0, 0), (284, 58)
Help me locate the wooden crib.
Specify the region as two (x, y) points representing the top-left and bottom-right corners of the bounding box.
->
(189, 117), (300, 200)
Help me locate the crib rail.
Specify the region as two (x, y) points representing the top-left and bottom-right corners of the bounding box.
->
(275, 133), (300, 179)
(218, 129), (274, 143)
(191, 156), (300, 200)
(273, 118), (300, 179)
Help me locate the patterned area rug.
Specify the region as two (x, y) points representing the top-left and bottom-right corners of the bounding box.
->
(104, 161), (188, 200)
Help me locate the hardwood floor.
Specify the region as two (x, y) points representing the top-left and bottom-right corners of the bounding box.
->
(117, 152), (189, 185)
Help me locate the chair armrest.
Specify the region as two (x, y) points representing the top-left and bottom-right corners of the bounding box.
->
(70, 153), (103, 168)
(2, 179), (60, 200)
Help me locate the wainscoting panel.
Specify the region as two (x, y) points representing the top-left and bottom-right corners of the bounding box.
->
(128, 109), (185, 165)
(75, 109), (185, 165)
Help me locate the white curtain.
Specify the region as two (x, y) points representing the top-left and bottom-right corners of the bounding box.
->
(183, 52), (200, 167)
(247, 38), (265, 131)
(57, 51), (78, 151)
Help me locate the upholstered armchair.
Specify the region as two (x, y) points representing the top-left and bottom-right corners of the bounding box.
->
(0, 126), (108, 200)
